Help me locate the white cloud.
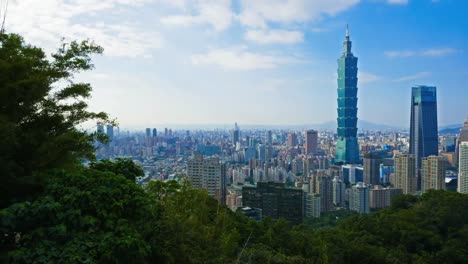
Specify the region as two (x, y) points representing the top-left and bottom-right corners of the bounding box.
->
(421, 48), (458, 57)
(245, 29), (304, 45)
(160, 0), (233, 32)
(238, 0), (360, 28)
(394, 72), (430, 82)
(191, 48), (301, 70)
(359, 72), (381, 84)
(387, 0), (409, 4)
(384, 50), (416, 58)
(7, 0), (161, 58)
(385, 48), (458, 58)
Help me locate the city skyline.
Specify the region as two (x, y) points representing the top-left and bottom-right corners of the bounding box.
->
(7, 0), (468, 128)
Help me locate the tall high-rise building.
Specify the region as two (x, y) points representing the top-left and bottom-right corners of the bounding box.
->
(317, 175), (333, 213)
(409, 86), (439, 170)
(231, 122), (240, 146)
(363, 153), (381, 185)
(242, 182), (303, 224)
(394, 154), (417, 194)
(145, 128), (153, 147)
(349, 182), (370, 214)
(187, 154), (227, 204)
(257, 144), (266, 162)
(332, 176), (346, 207)
(152, 128), (157, 137)
(267, 130), (273, 146)
(287, 132), (297, 147)
(305, 130), (318, 155)
(421, 156), (446, 193)
(97, 122), (104, 134)
(369, 186), (402, 210)
(460, 118), (468, 142)
(456, 119), (468, 166)
(106, 125), (114, 141)
(458, 142), (468, 194)
(335, 25), (360, 165)
(304, 193), (321, 218)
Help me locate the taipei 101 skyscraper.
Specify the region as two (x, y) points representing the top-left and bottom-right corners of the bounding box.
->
(335, 25), (360, 164)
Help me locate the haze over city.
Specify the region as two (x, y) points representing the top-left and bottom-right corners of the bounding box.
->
(7, 0), (467, 128)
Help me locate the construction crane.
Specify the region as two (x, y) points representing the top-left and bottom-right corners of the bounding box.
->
(0, 0), (8, 34)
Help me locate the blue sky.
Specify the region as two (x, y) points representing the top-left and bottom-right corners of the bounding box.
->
(7, 0), (468, 128)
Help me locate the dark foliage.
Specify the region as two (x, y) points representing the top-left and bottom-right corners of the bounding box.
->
(0, 33), (110, 208)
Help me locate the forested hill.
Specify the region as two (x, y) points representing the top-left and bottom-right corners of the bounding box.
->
(1, 33), (468, 263)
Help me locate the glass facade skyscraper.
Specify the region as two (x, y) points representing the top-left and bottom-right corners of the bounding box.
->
(409, 85), (438, 170)
(335, 26), (360, 164)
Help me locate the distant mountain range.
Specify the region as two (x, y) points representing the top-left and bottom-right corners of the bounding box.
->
(133, 121), (461, 132)
(439, 124), (462, 135)
(153, 120), (404, 131)
(310, 120), (403, 131)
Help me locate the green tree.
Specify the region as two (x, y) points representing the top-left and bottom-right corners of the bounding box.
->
(146, 180), (181, 200)
(1, 169), (160, 263)
(0, 33), (110, 208)
(90, 158), (144, 182)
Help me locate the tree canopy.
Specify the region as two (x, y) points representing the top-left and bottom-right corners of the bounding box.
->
(90, 158), (144, 182)
(0, 33), (110, 208)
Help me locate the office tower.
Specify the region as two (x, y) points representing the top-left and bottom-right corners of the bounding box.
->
(187, 154), (226, 205)
(106, 125), (114, 141)
(305, 130), (318, 154)
(266, 145), (273, 161)
(267, 130), (272, 145)
(380, 161), (394, 185)
(248, 137), (255, 148)
(394, 154), (417, 194)
(244, 147), (256, 162)
(342, 164), (363, 184)
(317, 175), (333, 213)
(242, 182), (303, 224)
(349, 182), (370, 214)
(317, 156), (330, 170)
(145, 128), (153, 147)
(332, 176), (346, 207)
(409, 86), (438, 170)
(303, 157), (314, 177)
(152, 128), (157, 137)
(280, 132), (287, 144)
(335, 25), (360, 165)
(287, 132), (297, 147)
(363, 153), (381, 185)
(164, 128), (168, 138)
(257, 144), (266, 162)
(421, 156), (446, 193)
(97, 122), (104, 133)
(369, 186), (402, 210)
(443, 136), (456, 152)
(231, 122), (240, 146)
(458, 142), (468, 193)
(460, 118), (468, 142)
(304, 193), (321, 218)
(456, 119), (468, 166)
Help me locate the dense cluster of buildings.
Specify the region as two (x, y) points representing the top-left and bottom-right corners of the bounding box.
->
(95, 27), (468, 224)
